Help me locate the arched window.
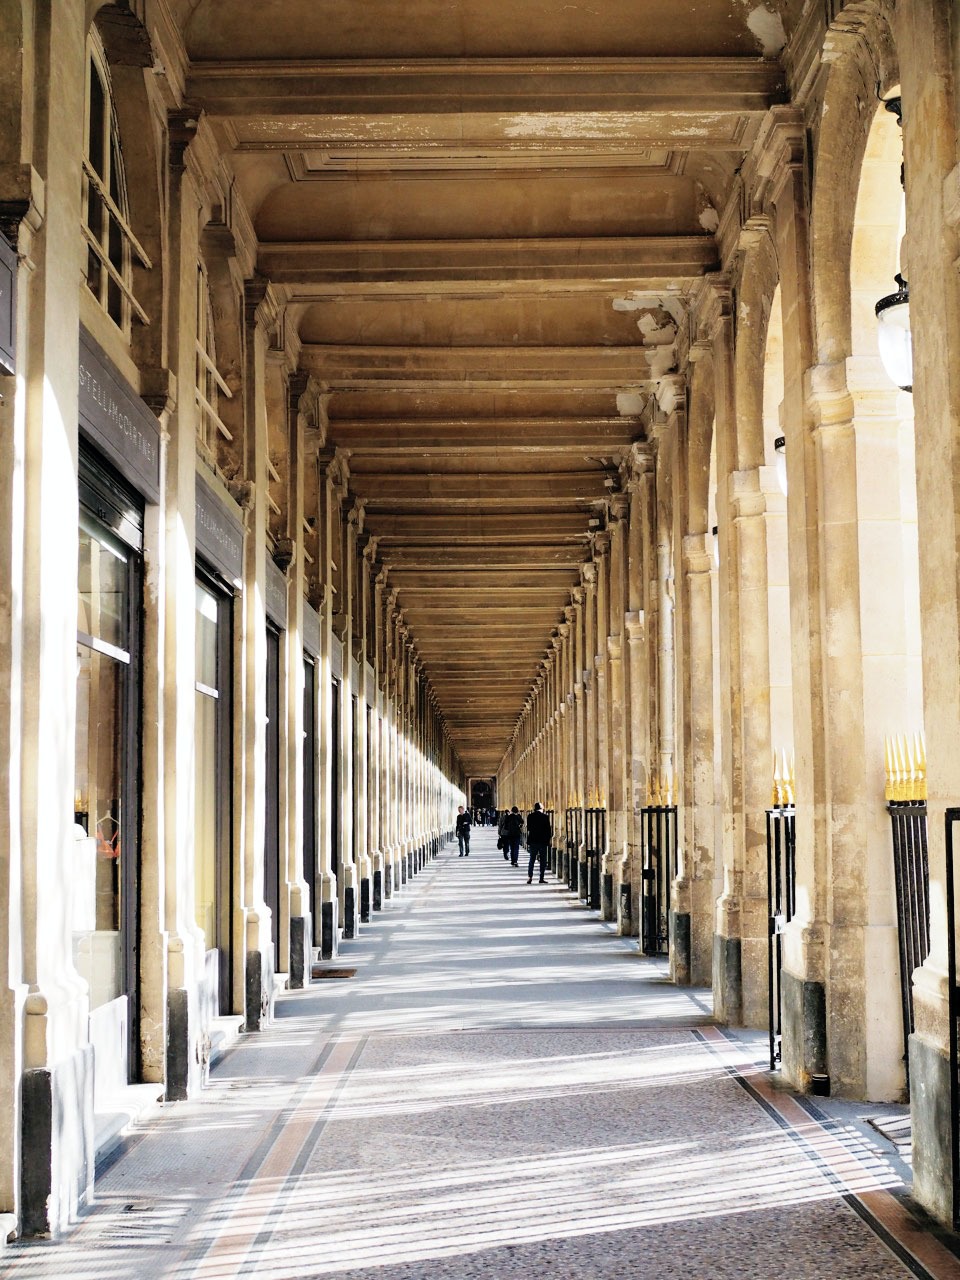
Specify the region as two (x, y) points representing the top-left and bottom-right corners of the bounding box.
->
(82, 31), (150, 335)
(195, 260), (233, 468)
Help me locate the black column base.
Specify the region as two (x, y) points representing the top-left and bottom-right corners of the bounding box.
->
(910, 1033), (954, 1225)
(361, 877), (371, 922)
(781, 969), (827, 1087)
(321, 899), (336, 959)
(289, 916), (306, 989)
(669, 910), (691, 982)
(166, 987), (190, 1101)
(713, 933), (743, 1025)
(21, 1048), (95, 1237)
(245, 949), (265, 1031)
(601, 872), (614, 920)
(401, 854), (408, 885)
(343, 885), (356, 939)
(373, 869), (383, 911)
(578, 860), (588, 901)
(385, 863), (393, 898)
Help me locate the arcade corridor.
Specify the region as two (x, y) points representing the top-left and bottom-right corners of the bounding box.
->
(1, 827), (952, 1280)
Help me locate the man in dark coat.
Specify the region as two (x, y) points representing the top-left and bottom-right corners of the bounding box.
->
(456, 805), (471, 856)
(526, 802), (552, 883)
(502, 805), (524, 866)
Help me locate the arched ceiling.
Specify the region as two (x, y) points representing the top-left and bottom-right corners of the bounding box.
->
(182, 0), (797, 776)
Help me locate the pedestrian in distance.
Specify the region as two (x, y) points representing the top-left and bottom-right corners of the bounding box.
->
(502, 805), (524, 866)
(456, 805), (472, 856)
(526, 802), (552, 883)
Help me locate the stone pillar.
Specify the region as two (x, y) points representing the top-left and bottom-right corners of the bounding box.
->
(603, 501), (629, 922)
(897, 0), (960, 1224)
(622, 449), (652, 938)
(706, 279), (746, 1026)
(13, 1), (96, 1234)
(316, 451), (345, 958)
(769, 120), (829, 1090)
(239, 280), (281, 1031)
(153, 120), (205, 1098)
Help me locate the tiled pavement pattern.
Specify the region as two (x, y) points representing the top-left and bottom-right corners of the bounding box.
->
(5, 828), (960, 1279)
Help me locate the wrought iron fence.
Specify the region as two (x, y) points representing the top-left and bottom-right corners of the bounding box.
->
(584, 807), (606, 910)
(766, 805), (796, 1071)
(888, 799), (930, 1078)
(544, 808), (557, 874)
(565, 807), (582, 890)
(640, 805), (677, 955)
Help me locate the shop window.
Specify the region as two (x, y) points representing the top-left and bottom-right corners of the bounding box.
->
(74, 459), (142, 1046)
(195, 575), (234, 1010)
(82, 30), (150, 336)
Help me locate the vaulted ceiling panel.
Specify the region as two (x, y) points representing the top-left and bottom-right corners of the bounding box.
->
(184, 0), (800, 772)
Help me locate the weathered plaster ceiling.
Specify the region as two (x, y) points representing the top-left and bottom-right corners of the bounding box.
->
(183, 0), (799, 775)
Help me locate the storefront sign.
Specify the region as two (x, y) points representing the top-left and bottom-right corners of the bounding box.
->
(78, 327), (160, 502)
(303, 600), (321, 658)
(265, 554), (287, 629)
(196, 471), (244, 585)
(0, 234), (15, 376)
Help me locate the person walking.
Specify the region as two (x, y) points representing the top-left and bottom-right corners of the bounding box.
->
(502, 805), (524, 867)
(456, 805), (472, 856)
(526, 802), (552, 883)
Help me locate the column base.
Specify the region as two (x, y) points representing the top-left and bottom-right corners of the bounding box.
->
(601, 872), (615, 921)
(165, 988), (190, 1101)
(343, 885), (357, 939)
(781, 969), (827, 1092)
(909, 1033), (954, 1227)
(289, 916), (307, 989)
(617, 881), (634, 935)
(321, 896), (338, 959)
(670, 911), (692, 984)
(713, 933), (743, 1025)
(21, 1046), (95, 1237)
(373, 869), (383, 911)
(385, 861), (393, 899)
(244, 949), (270, 1032)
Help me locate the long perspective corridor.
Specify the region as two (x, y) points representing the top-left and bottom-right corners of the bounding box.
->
(1, 827), (953, 1279)
(8, 0), (960, 1269)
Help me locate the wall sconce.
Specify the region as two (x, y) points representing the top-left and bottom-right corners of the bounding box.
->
(875, 273), (913, 392)
(774, 435), (787, 496)
(875, 96), (912, 392)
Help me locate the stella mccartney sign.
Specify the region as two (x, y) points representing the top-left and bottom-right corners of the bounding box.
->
(196, 471), (244, 586)
(78, 326), (160, 502)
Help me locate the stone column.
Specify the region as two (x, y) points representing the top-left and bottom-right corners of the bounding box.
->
(238, 280), (281, 1030)
(15, 1), (95, 1234)
(152, 119), (204, 1096)
(768, 121), (829, 1090)
(622, 447), (653, 939)
(283, 376), (312, 990)
(703, 280), (748, 1027)
(603, 502), (628, 922)
(316, 450), (345, 958)
(897, 0), (960, 1223)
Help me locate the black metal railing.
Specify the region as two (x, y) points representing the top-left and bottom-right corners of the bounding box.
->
(888, 799), (930, 1078)
(565, 807), (582, 890)
(544, 808), (556, 873)
(584, 807), (606, 910)
(945, 808), (960, 1230)
(640, 805), (678, 955)
(766, 805), (796, 1071)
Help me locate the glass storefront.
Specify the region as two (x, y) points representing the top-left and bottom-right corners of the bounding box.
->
(74, 464), (141, 1060)
(194, 573), (233, 1010)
